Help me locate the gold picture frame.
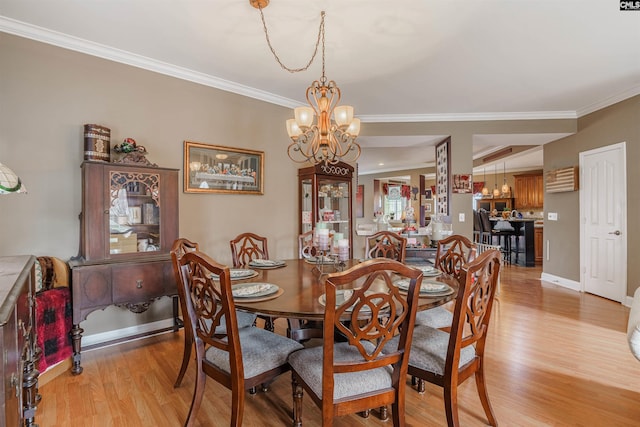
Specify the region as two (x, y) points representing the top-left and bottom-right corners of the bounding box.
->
(183, 141), (264, 194)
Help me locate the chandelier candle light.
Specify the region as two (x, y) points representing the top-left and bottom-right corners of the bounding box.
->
(251, 0), (361, 165)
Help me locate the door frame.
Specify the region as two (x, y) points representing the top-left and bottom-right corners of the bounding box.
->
(579, 141), (627, 302)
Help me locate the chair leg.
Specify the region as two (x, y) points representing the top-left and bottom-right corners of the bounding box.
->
(378, 405), (388, 420)
(184, 366), (206, 427)
(174, 328), (193, 388)
(443, 383), (460, 427)
(475, 364), (498, 426)
(292, 375), (303, 427)
(230, 379), (245, 427)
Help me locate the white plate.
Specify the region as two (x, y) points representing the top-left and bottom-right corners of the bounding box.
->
(416, 266), (442, 277)
(305, 256), (334, 264)
(395, 279), (449, 294)
(211, 269), (258, 281)
(318, 290), (387, 312)
(231, 282), (279, 298)
(248, 259), (286, 268)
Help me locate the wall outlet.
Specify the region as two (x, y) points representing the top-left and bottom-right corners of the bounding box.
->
(459, 213), (465, 222)
(548, 212), (558, 221)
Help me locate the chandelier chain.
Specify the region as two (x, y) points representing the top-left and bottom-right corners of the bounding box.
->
(257, 7), (325, 74)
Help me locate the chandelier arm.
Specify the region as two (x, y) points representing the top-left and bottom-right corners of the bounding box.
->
(256, 7), (325, 73)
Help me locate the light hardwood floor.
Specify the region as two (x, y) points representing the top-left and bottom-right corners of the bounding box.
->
(37, 266), (640, 426)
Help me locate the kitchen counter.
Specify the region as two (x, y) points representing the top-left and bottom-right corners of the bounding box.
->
(489, 217), (536, 267)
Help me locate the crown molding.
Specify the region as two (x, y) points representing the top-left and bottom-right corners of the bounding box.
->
(358, 110), (578, 123)
(575, 85), (640, 117)
(2, 16), (636, 123)
(0, 17), (300, 109)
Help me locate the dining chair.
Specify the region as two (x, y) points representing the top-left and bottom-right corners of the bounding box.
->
(478, 209), (513, 264)
(289, 258), (423, 427)
(472, 210), (482, 243)
(364, 231), (407, 262)
(298, 229), (335, 259)
(414, 234), (476, 330)
(173, 250), (303, 427)
(403, 249), (502, 427)
(298, 230), (316, 259)
(170, 238), (257, 389)
(229, 232), (269, 267)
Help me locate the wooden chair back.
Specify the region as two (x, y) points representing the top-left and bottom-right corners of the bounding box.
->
(364, 231), (407, 262)
(434, 234), (476, 281)
(173, 250), (301, 426)
(452, 248), (501, 357)
(408, 248), (502, 426)
(290, 258), (423, 425)
(170, 238), (200, 387)
(229, 232), (269, 267)
(299, 230), (334, 259)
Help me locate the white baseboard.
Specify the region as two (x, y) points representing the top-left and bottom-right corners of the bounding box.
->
(82, 318), (176, 349)
(540, 272), (581, 292)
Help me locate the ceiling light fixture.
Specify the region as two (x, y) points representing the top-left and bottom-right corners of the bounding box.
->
(501, 162), (510, 194)
(481, 168), (489, 196)
(0, 162), (27, 194)
(251, 0), (361, 166)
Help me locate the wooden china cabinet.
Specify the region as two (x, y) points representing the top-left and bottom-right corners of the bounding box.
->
(298, 162), (354, 257)
(69, 161), (179, 374)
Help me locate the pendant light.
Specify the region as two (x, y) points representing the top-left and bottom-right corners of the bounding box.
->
(481, 168), (489, 196)
(501, 162), (510, 194)
(492, 164), (500, 197)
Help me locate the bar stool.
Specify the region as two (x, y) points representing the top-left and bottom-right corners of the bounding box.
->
(478, 210), (513, 264)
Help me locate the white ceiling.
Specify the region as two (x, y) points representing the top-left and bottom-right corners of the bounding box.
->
(1, 0), (638, 175)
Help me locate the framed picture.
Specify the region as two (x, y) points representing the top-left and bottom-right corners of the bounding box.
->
(356, 184), (364, 218)
(425, 203), (432, 213)
(183, 141), (264, 194)
(452, 174), (473, 193)
(424, 188), (432, 200)
(435, 137), (451, 216)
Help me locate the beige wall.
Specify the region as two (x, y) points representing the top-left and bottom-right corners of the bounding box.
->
(544, 95), (640, 295)
(1, 34), (637, 338)
(0, 34), (301, 334)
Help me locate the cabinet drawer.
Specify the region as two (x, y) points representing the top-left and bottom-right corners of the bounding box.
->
(112, 262), (166, 304)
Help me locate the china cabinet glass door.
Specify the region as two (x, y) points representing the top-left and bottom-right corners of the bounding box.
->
(109, 170), (161, 255)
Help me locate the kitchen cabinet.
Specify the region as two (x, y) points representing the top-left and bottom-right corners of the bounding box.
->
(298, 162), (354, 257)
(476, 198), (514, 213)
(0, 256), (38, 427)
(69, 161), (179, 375)
(534, 226), (543, 264)
(515, 173), (544, 209)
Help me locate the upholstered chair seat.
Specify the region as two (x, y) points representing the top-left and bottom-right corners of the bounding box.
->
(288, 340), (392, 400)
(205, 326), (302, 378)
(415, 306), (453, 329)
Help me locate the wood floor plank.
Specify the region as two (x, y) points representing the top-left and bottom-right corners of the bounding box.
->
(36, 265), (640, 426)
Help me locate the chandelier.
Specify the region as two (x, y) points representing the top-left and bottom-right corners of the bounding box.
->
(251, 1), (361, 165)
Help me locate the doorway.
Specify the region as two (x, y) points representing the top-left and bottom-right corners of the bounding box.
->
(579, 142), (627, 302)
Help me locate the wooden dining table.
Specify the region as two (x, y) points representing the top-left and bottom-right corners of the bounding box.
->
(230, 258), (459, 340)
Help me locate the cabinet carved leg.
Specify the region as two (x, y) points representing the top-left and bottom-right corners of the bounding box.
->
(22, 358), (39, 427)
(71, 324), (84, 375)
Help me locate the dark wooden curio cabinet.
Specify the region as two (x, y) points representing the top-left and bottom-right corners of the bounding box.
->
(69, 161), (179, 374)
(298, 162), (354, 257)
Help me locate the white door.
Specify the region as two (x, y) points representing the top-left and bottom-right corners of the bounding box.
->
(580, 142), (626, 302)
